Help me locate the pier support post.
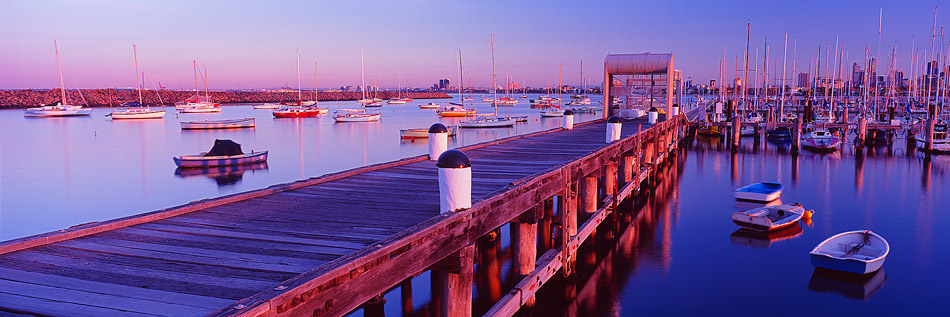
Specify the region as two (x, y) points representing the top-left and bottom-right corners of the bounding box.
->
(429, 123), (449, 161)
(792, 117), (802, 153)
(511, 209), (538, 307)
(857, 117), (868, 146)
(401, 279), (413, 317)
(580, 176), (598, 217)
(925, 119), (935, 153)
(539, 198), (554, 253)
(604, 163), (618, 198)
(560, 175), (578, 277)
(619, 153), (635, 184)
(362, 294), (387, 317)
(731, 117), (740, 150)
(563, 110), (574, 130)
(434, 244), (475, 317)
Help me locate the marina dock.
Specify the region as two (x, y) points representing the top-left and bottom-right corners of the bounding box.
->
(0, 108), (696, 316)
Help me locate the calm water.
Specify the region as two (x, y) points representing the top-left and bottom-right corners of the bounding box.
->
(0, 94), (603, 241)
(535, 134), (950, 315)
(351, 129), (949, 316)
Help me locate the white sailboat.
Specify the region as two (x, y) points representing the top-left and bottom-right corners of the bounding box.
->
(109, 44), (165, 119)
(24, 41), (91, 117)
(335, 48), (381, 122)
(388, 70), (407, 104)
(460, 34), (515, 128)
(175, 61), (221, 112)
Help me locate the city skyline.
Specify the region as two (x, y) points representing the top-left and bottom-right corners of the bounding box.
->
(3, 0), (949, 90)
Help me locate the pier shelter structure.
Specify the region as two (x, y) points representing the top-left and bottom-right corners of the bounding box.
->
(603, 53), (683, 120)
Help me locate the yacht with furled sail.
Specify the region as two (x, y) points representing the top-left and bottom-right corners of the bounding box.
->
(24, 41), (91, 117)
(175, 61), (221, 112)
(459, 34), (515, 128)
(334, 48), (381, 122)
(109, 44), (165, 119)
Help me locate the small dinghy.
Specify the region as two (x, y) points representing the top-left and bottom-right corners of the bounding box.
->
(734, 181), (783, 202)
(174, 139), (267, 168)
(731, 202), (805, 231)
(810, 230), (889, 275)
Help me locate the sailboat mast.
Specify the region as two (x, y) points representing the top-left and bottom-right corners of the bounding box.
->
(361, 48), (366, 101)
(457, 49), (464, 101)
(54, 40), (67, 105)
(313, 62), (320, 105)
(490, 33), (497, 110)
(296, 49), (302, 103)
(203, 64), (209, 97)
(193, 60), (198, 98)
(133, 44), (143, 105)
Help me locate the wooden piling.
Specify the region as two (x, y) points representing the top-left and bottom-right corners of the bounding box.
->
(792, 117), (802, 153)
(538, 198), (554, 253)
(603, 163), (618, 198)
(619, 154), (634, 184)
(401, 279), (413, 317)
(580, 176), (598, 216)
(857, 117), (868, 145)
(925, 119), (935, 153)
(439, 244), (474, 317)
(731, 117), (740, 149)
(362, 294), (386, 317)
(560, 177), (578, 277)
(511, 210), (538, 307)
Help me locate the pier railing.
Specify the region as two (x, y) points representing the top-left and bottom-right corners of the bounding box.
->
(215, 114), (691, 317)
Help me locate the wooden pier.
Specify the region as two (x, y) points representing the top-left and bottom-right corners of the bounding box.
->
(0, 110), (696, 316)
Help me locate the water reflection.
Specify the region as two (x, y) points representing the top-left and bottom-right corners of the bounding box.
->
(730, 223), (804, 248)
(174, 162), (269, 187)
(808, 268), (887, 301)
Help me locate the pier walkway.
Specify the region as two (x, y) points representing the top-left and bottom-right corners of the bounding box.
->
(0, 109), (697, 316)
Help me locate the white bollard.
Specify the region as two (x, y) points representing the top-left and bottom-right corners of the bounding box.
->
(671, 104), (679, 117)
(437, 149), (472, 213)
(428, 123), (448, 161)
(607, 116), (622, 143)
(563, 110), (574, 130)
(648, 106), (659, 124)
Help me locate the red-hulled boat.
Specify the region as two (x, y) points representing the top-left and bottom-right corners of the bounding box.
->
(272, 102), (328, 118)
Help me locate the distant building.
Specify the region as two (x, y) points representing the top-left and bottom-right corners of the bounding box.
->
(852, 62), (864, 89)
(710, 80), (717, 89)
(868, 58), (877, 87)
(797, 72), (809, 88)
(894, 70), (904, 88)
(506, 82), (521, 90)
(438, 78), (450, 90)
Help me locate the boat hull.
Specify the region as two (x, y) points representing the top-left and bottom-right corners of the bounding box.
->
(731, 203), (804, 231)
(810, 230), (889, 275)
(181, 118), (255, 130)
(400, 125), (459, 139)
(24, 107), (92, 117)
(174, 151), (268, 168)
(110, 109), (166, 119)
(734, 182), (783, 202)
(334, 113), (381, 122)
(273, 109), (327, 118)
(180, 106), (222, 113)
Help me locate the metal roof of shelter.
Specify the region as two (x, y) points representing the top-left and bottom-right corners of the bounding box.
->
(605, 53), (673, 75)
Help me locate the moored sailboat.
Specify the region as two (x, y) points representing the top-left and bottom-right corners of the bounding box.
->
(24, 41), (91, 118)
(109, 44), (165, 120)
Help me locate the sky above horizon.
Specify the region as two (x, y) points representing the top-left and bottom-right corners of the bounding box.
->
(2, 0), (949, 90)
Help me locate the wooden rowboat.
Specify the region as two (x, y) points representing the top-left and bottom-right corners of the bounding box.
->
(174, 139), (268, 168)
(399, 125), (459, 139)
(810, 230), (889, 275)
(181, 118), (255, 130)
(734, 181), (783, 202)
(731, 202), (805, 231)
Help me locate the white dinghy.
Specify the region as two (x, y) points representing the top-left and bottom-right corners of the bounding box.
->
(810, 230), (889, 275)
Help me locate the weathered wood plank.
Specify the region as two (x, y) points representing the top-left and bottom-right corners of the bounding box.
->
(0, 278), (213, 316)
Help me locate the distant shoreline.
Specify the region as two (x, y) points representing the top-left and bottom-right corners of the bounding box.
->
(0, 89), (453, 109)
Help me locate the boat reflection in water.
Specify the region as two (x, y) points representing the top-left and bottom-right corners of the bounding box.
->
(808, 268), (887, 301)
(174, 162), (269, 186)
(730, 223), (804, 248)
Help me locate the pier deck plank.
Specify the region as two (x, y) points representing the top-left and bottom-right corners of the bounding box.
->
(0, 114), (681, 316)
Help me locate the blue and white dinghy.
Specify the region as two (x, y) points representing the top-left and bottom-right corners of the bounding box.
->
(810, 230), (889, 275)
(734, 181), (783, 202)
